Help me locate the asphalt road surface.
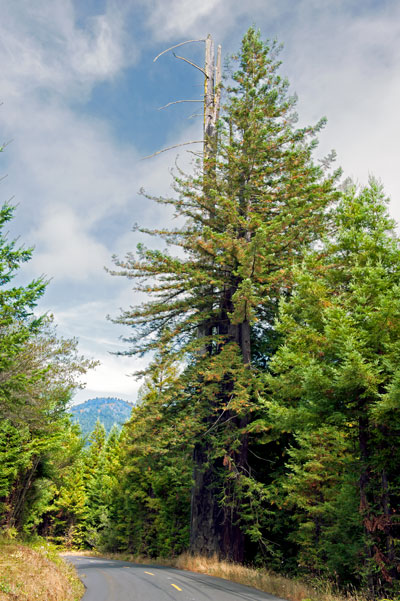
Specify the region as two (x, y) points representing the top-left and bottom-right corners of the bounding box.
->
(65, 555), (287, 601)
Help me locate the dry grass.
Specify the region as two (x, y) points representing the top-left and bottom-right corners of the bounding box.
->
(79, 550), (393, 601)
(172, 553), (368, 601)
(0, 537), (84, 601)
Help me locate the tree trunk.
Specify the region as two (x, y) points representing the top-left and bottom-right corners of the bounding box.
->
(190, 310), (250, 560)
(189, 35), (248, 563)
(240, 320), (251, 366)
(2, 456), (40, 529)
(190, 440), (246, 561)
(190, 443), (223, 557)
(378, 425), (398, 582)
(358, 413), (375, 594)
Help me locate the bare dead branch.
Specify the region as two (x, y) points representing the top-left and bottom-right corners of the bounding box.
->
(173, 53), (206, 75)
(153, 39), (205, 62)
(213, 44), (222, 124)
(203, 34), (215, 158)
(158, 99), (202, 111)
(141, 140), (203, 160)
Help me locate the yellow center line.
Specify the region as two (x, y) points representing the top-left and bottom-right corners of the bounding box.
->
(144, 571), (155, 576)
(123, 566), (130, 569)
(171, 583), (182, 591)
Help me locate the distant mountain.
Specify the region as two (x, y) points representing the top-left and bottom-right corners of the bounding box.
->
(69, 397), (133, 437)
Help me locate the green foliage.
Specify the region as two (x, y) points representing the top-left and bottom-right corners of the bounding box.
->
(108, 27), (339, 561)
(38, 419), (123, 549)
(109, 28), (339, 361)
(0, 317), (96, 533)
(266, 179), (400, 594)
(71, 172), (400, 596)
(100, 354), (193, 556)
(281, 427), (363, 580)
(0, 148), (96, 540)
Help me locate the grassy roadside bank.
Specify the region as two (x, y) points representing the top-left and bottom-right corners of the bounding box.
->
(0, 537), (84, 601)
(66, 549), (383, 601)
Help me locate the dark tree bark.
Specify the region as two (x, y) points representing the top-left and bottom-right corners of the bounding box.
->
(190, 444), (223, 557)
(358, 413), (376, 594)
(190, 282), (251, 561)
(358, 414), (399, 593)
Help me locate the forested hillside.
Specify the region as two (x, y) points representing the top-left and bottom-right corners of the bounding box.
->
(2, 28), (400, 601)
(69, 397), (133, 437)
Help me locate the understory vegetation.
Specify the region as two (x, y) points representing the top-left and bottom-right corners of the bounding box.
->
(0, 536), (83, 601)
(1, 28), (400, 601)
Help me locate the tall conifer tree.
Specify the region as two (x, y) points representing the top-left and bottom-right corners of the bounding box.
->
(110, 28), (339, 560)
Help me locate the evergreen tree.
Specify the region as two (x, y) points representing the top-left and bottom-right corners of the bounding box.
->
(266, 179), (400, 595)
(0, 150), (96, 534)
(101, 354), (193, 556)
(0, 203), (46, 424)
(42, 421), (122, 549)
(82, 421), (110, 547)
(50, 456), (88, 547)
(109, 28), (340, 560)
(280, 426), (362, 581)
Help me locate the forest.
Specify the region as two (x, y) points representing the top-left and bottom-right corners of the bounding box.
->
(1, 29), (400, 600)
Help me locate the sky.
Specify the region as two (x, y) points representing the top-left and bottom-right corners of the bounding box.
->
(0, 0), (399, 404)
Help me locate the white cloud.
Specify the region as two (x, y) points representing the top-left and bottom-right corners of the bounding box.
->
(73, 353), (144, 404)
(81, 353), (145, 396)
(0, 0), (148, 287)
(42, 297), (147, 404)
(31, 207), (110, 281)
(275, 3), (400, 221)
(143, 0), (221, 40)
(1, 102), (139, 282)
(140, 0), (281, 42)
(0, 1), (136, 101)
(70, 14), (126, 79)
(0, 0), (153, 402)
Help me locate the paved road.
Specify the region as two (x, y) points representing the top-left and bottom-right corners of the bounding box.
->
(65, 555), (287, 601)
